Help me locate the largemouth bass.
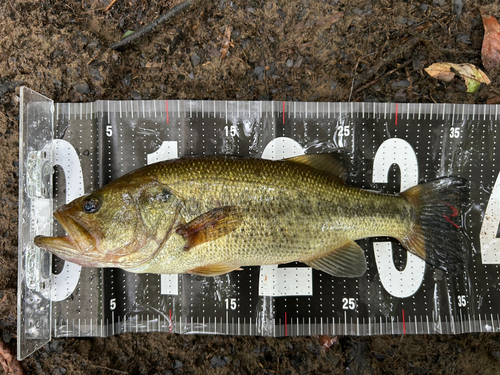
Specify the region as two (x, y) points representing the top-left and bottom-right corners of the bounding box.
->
(34, 155), (469, 277)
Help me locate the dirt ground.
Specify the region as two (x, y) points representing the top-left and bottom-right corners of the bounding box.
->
(2, 0), (500, 373)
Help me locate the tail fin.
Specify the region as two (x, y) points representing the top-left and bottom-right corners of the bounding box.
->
(399, 177), (470, 273)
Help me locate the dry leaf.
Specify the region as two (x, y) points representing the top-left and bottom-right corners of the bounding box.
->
(318, 335), (338, 351)
(315, 12), (343, 27)
(425, 62), (491, 93)
(220, 25), (233, 60)
(146, 62), (163, 68)
(481, 15), (500, 71)
(486, 96), (500, 105)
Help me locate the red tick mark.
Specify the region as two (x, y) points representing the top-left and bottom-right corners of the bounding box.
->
(283, 101), (285, 124)
(402, 309), (406, 334)
(442, 202), (460, 229)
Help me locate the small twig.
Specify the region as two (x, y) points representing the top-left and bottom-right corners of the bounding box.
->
(104, 0), (117, 12)
(349, 53), (375, 102)
(352, 24), (438, 91)
(353, 59), (413, 95)
(110, 0), (198, 50)
(88, 364), (129, 374)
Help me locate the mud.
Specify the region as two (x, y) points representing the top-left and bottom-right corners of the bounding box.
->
(2, 0), (500, 373)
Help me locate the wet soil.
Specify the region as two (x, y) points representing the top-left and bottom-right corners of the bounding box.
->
(2, 0), (500, 373)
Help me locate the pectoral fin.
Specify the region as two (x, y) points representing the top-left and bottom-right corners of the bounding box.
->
(188, 264), (243, 276)
(176, 206), (243, 251)
(303, 240), (367, 277)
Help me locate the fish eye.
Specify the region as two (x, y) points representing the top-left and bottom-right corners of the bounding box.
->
(82, 195), (101, 213)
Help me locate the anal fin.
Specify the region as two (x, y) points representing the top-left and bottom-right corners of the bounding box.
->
(188, 264), (242, 276)
(303, 240), (367, 277)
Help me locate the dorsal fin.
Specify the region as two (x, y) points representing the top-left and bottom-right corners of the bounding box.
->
(285, 153), (349, 181)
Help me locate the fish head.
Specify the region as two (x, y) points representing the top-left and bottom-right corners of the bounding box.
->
(34, 176), (182, 269)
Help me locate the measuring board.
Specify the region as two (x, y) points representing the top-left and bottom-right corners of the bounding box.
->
(18, 87), (500, 359)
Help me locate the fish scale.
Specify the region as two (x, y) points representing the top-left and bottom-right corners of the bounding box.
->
(120, 157), (410, 273)
(18, 88), (500, 361)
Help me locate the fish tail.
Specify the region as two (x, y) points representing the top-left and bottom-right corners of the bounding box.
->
(399, 177), (470, 273)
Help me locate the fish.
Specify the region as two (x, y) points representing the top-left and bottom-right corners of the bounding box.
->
(34, 154), (469, 277)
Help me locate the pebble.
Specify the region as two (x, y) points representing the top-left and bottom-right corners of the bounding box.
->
(211, 356), (227, 367)
(174, 360), (183, 369)
(89, 69), (103, 81)
(456, 33), (471, 44)
(0, 81), (23, 97)
(123, 75), (131, 87)
(191, 53), (201, 67)
(48, 339), (64, 354)
(74, 82), (90, 94)
(397, 17), (408, 25)
(254, 66), (265, 75)
(286, 59), (293, 67)
(3, 332), (11, 343)
(394, 89), (407, 102)
(453, 0), (463, 17)
(395, 80), (410, 88)
(293, 56), (303, 68)
(131, 90), (141, 100)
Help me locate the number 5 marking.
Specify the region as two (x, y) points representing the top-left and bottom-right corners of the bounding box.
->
(372, 138), (425, 298)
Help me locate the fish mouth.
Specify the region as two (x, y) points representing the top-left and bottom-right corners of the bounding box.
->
(34, 210), (96, 256)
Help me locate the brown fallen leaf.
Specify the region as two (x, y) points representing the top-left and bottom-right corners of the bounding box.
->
(315, 12), (343, 27)
(220, 25), (233, 60)
(487, 96), (500, 104)
(425, 62), (491, 93)
(146, 62), (163, 68)
(0, 340), (24, 375)
(482, 15), (500, 71)
(318, 335), (338, 351)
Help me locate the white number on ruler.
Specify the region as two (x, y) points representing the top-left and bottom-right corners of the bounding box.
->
(110, 298), (116, 310)
(51, 140), (84, 302)
(106, 125), (113, 137)
(225, 298), (237, 310)
(341, 125), (350, 136)
(258, 137), (313, 297)
(372, 138), (425, 298)
(225, 125), (237, 137)
(449, 127), (460, 139)
(480, 172), (500, 264)
(147, 141), (181, 295)
(342, 298), (356, 310)
(457, 295), (467, 307)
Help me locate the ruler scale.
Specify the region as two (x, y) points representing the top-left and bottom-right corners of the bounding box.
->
(18, 87), (500, 359)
